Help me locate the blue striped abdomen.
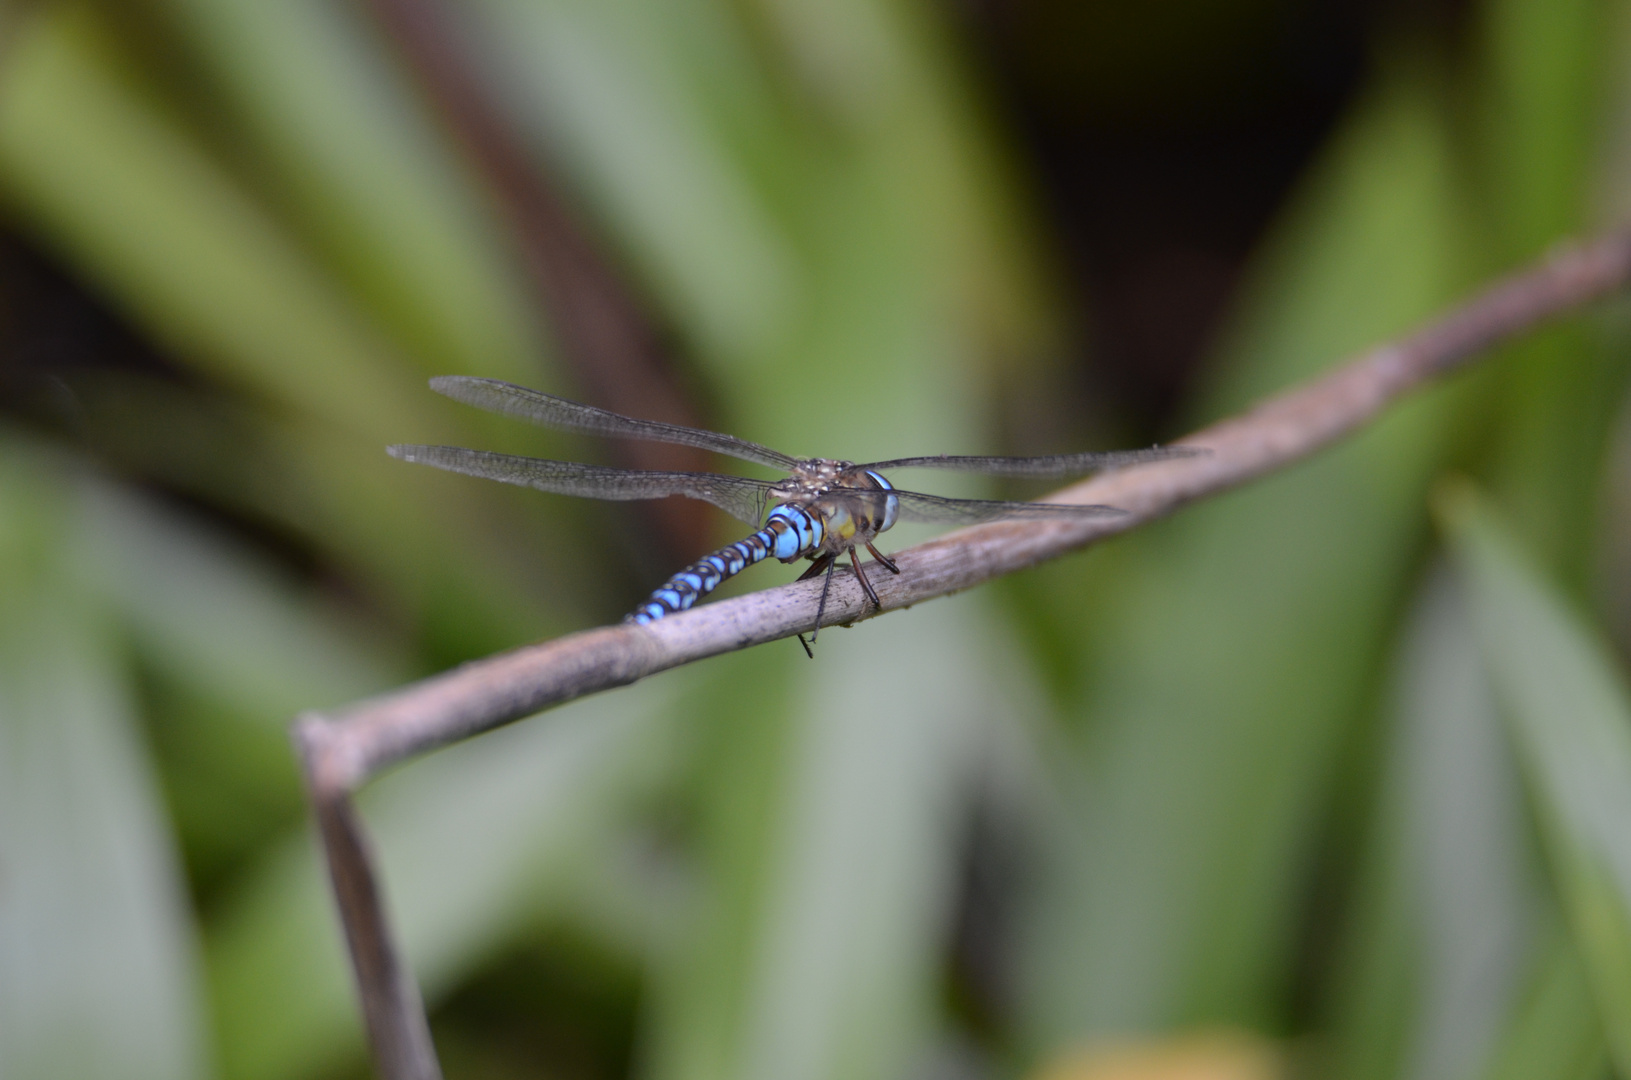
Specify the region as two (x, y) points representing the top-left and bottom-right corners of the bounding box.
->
(626, 504), (824, 624)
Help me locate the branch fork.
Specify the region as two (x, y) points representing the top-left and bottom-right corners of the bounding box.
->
(293, 229), (1631, 1080)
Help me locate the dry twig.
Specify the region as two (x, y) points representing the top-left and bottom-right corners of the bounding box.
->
(293, 228), (1631, 1080)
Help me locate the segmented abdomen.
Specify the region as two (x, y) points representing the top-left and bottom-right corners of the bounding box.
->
(625, 504), (823, 624)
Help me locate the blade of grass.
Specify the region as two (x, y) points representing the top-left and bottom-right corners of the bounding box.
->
(142, 0), (549, 383)
(68, 475), (413, 891)
(1371, 570), (1538, 1080)
(1480, 926), (1606, 1080)
(1442, 482), (1631, 1074)
(1477, 0), (1624, 579)
(72, 480), (404, 721)
(457, 0), (796, 363)
(0, 443), (210, 1080)
(0, 5), (425, 443)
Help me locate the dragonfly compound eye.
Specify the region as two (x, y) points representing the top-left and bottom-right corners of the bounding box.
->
(864, 470), (900, 532)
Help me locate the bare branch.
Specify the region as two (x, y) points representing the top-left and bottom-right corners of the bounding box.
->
(292, 723), (440, 1080)
(295, 228), (1631, 1080)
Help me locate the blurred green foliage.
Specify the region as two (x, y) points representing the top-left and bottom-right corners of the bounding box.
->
(3, 1), (1631, 1079)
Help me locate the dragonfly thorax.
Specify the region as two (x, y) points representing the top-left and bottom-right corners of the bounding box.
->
(769, 457), (856, 497)
(766, 461), (900, 560)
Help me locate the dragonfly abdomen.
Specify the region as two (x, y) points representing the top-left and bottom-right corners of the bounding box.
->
(626, 504), (823, 624)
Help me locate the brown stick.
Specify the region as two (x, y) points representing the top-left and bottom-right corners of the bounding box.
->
(294, 228), (1631, 1079)
(292, 722), (440, 1080)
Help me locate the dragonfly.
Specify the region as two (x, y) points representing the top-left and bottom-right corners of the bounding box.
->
(389, 377), (1192, 654)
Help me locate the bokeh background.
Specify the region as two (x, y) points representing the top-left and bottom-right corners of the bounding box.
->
(5, 0), (1631, 1078)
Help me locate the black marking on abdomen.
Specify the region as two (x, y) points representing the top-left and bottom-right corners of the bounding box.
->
(625, 525), (780, 624)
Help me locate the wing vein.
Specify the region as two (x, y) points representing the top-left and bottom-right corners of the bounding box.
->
(861, 446), (1199, 476)
(889, 488), (1126, 525)
(429, 376), (801, 470)
(387, 445), (774, 524)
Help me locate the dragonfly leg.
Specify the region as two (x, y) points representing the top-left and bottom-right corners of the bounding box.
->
(796, 554), (836, 657)
(797, 553), (835, 581)
(807, 552), (840, 648)
(850, 548), (881, 609)
(865, 542), (900, 575)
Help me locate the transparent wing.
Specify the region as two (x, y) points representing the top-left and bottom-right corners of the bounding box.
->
(861, 446), (1200, 476)
(889, 488), (1127, 525)
(388, 445), (775, 524)
(428, 376), (802, 471)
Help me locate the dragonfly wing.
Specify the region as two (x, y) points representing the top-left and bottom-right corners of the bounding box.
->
(388, 445), (775, 524)
(889, 488), (1127, 525)
(861, 446), (1200, 477)
(428, 377), (801, 471)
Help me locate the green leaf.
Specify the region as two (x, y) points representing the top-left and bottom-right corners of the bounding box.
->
(1477, 0), (1626, 578)
(0, 444), (210, 1080)
(140, 0), (549, 383)
(1480, 928), (1605, 1080)
(66, 477), (412, 887)
(461, 0), (798, 362)
(1335, 569), (1540, 1080)
(72, 480), (403, 721)
(0, 5), (425, 443)
(1396, 571), (1540, 1080)
(1478, 0), (1605, 259)
(1443, 482), (1631, 1074)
